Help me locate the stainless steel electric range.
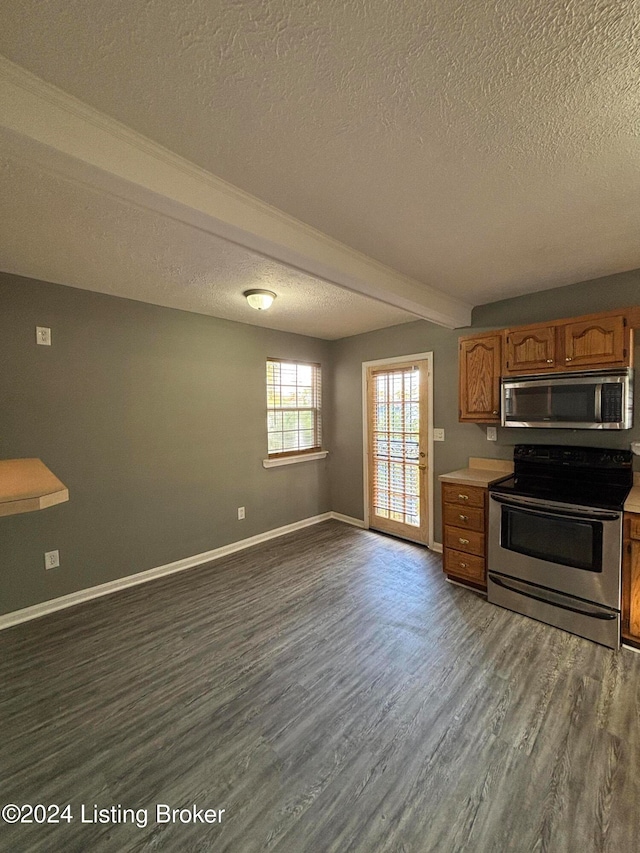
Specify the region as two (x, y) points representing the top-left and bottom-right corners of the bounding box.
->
(488, 445), (633, 649)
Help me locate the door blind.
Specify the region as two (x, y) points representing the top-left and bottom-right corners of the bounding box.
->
(370, 367), (420, 526)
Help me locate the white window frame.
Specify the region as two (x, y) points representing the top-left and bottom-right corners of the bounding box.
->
(263, 359), (327, 468)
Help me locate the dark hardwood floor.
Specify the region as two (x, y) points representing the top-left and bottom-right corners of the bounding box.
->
(1, 520), (639, 852)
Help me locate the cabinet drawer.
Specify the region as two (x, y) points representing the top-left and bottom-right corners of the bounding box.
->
(444, 504), (484, 532)
(442, 483), (485, 508)
(444, 548), (485, 584)
(630, 515), (640, 541)
(444, 525), (485, 557)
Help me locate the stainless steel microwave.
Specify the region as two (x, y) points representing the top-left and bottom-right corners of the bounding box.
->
(501, 368), (633, 429)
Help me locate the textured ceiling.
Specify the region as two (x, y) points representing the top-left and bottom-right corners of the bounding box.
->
(0, 140), (416, 340)
(1, 0), (640, 329)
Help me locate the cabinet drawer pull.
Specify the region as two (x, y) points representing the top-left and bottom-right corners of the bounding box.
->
(459, 514), (468, 521)
(565, 356), (572, 361)
(492, 410), (498, 415)
(459, 562), (468, 569)
(546, 359), (553, 363)
(459, 537), (470, 545)
(458, 494), (469, 501)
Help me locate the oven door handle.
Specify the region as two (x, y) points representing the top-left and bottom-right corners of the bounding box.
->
(489, 493), (620, 522)
(489, 574), (618, 620)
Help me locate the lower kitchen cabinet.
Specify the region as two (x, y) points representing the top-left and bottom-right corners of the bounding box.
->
(622, 512), (640, 646)
(442, 482), (488, 590)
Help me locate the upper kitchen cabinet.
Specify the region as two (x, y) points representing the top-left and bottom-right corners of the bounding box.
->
(459, 332), (501, 423)
(563, 315), (628, 368)
(503, 311), (633, 376)
(504, 324), (556, 374)
(459, 307), (637, 424)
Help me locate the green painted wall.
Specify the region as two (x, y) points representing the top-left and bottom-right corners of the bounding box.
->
(0, 273), (331, 616)
(1, 266), (639, 618)
(329, 269), (640, 540)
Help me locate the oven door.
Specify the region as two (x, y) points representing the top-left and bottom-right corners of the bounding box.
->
(488, 492), (622, 610)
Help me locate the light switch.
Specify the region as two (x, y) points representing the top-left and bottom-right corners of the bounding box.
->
(433, 429), (445, 442)
(487, 427), (497, 441)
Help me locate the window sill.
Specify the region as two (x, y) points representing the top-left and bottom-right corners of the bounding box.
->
(262, 451), (329, 468)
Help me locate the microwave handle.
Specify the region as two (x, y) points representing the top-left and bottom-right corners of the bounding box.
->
(595, 383), (602, 422)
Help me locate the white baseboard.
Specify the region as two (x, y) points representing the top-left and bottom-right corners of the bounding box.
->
(430, 541), (443, 553)
(0, 511), (342, 632)
(330, 512), (366, 528)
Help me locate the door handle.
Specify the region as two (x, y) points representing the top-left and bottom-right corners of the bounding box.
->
(489, 574), (617, 620)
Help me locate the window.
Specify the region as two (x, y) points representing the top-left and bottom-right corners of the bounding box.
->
(266, 359), (322, 457)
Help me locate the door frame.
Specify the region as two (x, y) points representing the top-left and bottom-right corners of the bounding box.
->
(362, 352), (435, 549)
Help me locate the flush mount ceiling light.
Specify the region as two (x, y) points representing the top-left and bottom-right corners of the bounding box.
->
(244, 289), (276, 311)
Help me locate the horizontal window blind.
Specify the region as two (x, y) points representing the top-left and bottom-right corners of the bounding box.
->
(370, 366), (420, 526)
(267, 359), (322, 457)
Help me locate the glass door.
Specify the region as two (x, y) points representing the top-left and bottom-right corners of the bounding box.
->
(501, 504), (603, 572)
(367, 361), (429, 543)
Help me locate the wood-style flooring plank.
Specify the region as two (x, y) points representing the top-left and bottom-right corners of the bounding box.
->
(1, 521), (640, 852)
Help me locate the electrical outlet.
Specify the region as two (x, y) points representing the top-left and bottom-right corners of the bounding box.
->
(44, 550), (60, 569)
(433, 429), (445, 442)
(36, 326), (51, 346)
(237, 506), (245, 520)
(486, 427), (498, 441)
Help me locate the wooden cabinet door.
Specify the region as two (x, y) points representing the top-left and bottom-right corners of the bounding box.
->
(622, 514), (640, 644)
(503, 325), (556, 374)
(563, 315), (628, 368)
(628, 541), (640, 639)
(459, 333), (501, 423)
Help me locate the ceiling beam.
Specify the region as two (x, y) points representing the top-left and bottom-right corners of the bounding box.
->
(0, 57), (472, 329)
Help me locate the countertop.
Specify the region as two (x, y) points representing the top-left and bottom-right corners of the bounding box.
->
(441, 461), (640, 507)
(0, 458), (69, 518)
(625, 481), (640, 514)
(439, 457), (513, 487)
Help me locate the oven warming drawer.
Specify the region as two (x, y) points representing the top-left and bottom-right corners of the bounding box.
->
(488, 572), (620, 650)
